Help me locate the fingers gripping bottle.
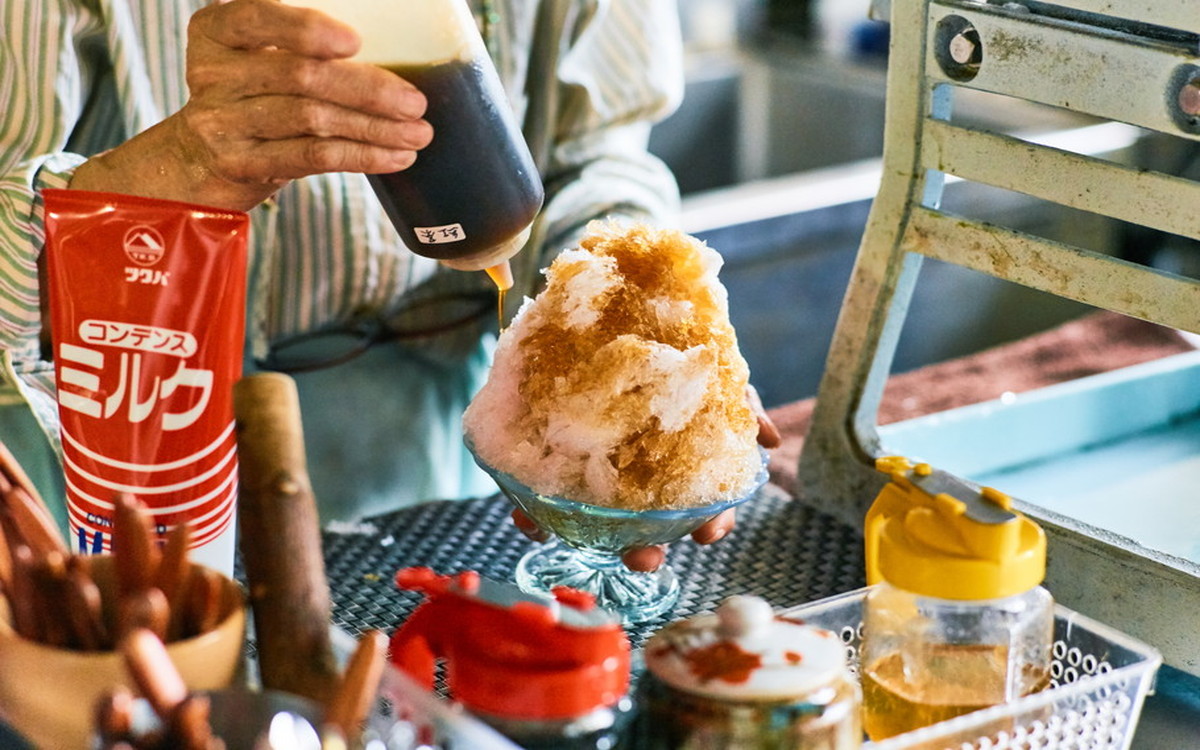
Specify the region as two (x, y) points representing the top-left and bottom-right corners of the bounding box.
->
(860, 457), (1054, 741)
(288, 0), (543, 288)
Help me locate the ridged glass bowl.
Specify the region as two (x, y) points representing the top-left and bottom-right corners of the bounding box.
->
(467, 437), (769, 624)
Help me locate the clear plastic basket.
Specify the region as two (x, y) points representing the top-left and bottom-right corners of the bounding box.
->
(788, 587), (1163, 750)
(335, 586), (1162, 750)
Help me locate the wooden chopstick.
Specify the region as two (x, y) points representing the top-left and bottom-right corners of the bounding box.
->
(0, 442), (64, 554)
(120, 628), (221, 750)
(93, 687), (136, 745)
(117, 587), (171, 643)
(156, 522), (193, 641)
(182, 566), (225, 640)
(122, 628), (189, 718)
(113, 493), (161, 596)
(324, 630), (388, 741)
(0, 522), (12, 590)
(1, 485), (66, 557)
(64, 557), (107, 650)
(7, 545), (42, 640)
(32, 550), (73, 648)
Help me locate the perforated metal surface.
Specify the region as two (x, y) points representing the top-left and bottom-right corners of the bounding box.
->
(320, 483), (865, 646)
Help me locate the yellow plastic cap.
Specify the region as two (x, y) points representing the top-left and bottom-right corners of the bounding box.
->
(865, 457), (1046, 600)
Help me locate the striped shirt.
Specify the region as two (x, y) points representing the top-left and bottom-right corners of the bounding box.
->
(0, 0), (683, 472)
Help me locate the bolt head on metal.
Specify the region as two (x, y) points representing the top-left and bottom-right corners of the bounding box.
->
(1180, 79), (1200, 117)
(949, 32), (977, 65)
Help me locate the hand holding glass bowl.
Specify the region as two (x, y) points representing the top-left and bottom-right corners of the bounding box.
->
(468, 437), (769, 624)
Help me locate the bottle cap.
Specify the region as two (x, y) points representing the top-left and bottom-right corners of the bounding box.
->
(643, 595), (848, 702)
(866, 457), (1047, 600)
(389, 568), (630, 721)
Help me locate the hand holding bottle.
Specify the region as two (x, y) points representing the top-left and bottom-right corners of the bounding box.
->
(72, 0), (434, 212)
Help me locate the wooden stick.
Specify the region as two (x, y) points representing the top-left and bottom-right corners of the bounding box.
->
(324, 630), (388, 741)
(113, 493), (161, 597)
(122, 630), (225, 750)
(93, 687), (136, 745)
(0, 438), (65, 556)
(0, 521), (12, 590)
(233, 373), (339, 705)
(0, 512), (21, 567)
(121, 628), (187, 718)
(181, 566), (224, 639)
(8, 545), (42, 640)
(165, 694), (221, 750)
(64, 560), (107, 650)
(0, 441), (53, 520)
(156, 522), (193, 640)
(3, 485), (66, 556)
(116, 587), (170, 643)
(33, 550), (73, 648)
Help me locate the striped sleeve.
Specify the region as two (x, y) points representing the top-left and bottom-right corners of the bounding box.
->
(533, 0), (684, 258)
(0, 156), (84, 370)
(0, 0), (102, 371)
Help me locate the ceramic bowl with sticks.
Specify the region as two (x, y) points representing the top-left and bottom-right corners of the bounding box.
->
(0, 554), (245, 749)
(0, 493), (246, 750)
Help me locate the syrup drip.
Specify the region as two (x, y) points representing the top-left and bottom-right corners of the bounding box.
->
(485, 262), (513, 331)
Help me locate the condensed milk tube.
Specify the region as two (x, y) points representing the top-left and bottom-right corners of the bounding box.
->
(288, 0), (542, 284)
(43, 190), (249, 576)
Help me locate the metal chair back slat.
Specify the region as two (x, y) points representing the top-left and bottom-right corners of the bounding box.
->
(797, 0), (1200, 674)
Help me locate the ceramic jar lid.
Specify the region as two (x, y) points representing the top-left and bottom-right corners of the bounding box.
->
(643, 595), (847, 702)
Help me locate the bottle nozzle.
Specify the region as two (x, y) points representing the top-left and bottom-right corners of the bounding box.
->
(435, 226), (532, 274)
(485, 261), (514, 292)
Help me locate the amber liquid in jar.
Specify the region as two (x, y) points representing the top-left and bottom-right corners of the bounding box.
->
(861, 643), (1052, 741)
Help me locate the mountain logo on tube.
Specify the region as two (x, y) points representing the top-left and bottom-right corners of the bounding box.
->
(123, 225), (166, 266)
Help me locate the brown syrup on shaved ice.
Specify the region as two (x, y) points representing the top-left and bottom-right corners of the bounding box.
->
(463, 221), (762, 511)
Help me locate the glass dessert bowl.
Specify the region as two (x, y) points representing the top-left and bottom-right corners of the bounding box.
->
(467, 437), (769, 624)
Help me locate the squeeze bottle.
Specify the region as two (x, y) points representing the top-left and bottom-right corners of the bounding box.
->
(288, 0), (543, 288)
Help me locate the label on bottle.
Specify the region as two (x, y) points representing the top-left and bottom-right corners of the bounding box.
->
(413, 223), (467, 244)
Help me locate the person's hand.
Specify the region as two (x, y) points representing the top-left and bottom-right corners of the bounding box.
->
(511, 385), (782, 572)
(72, 0), (432, 211)
(746, 383), (782, 450)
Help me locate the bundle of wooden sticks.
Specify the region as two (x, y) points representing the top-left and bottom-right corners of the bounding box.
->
(0, 443), (231, 650)
(0, 442), (388, 748)
(95, 628), (227, 750)
(92, 627), (389, 750)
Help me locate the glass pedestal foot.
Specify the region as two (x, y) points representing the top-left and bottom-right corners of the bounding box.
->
(514, 541), (679, 625)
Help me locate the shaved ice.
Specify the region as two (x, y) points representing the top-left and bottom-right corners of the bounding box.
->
(462, 221), (763, 511)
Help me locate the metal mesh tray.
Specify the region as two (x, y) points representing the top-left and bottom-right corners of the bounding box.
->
(791, 588), (1163, 750)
